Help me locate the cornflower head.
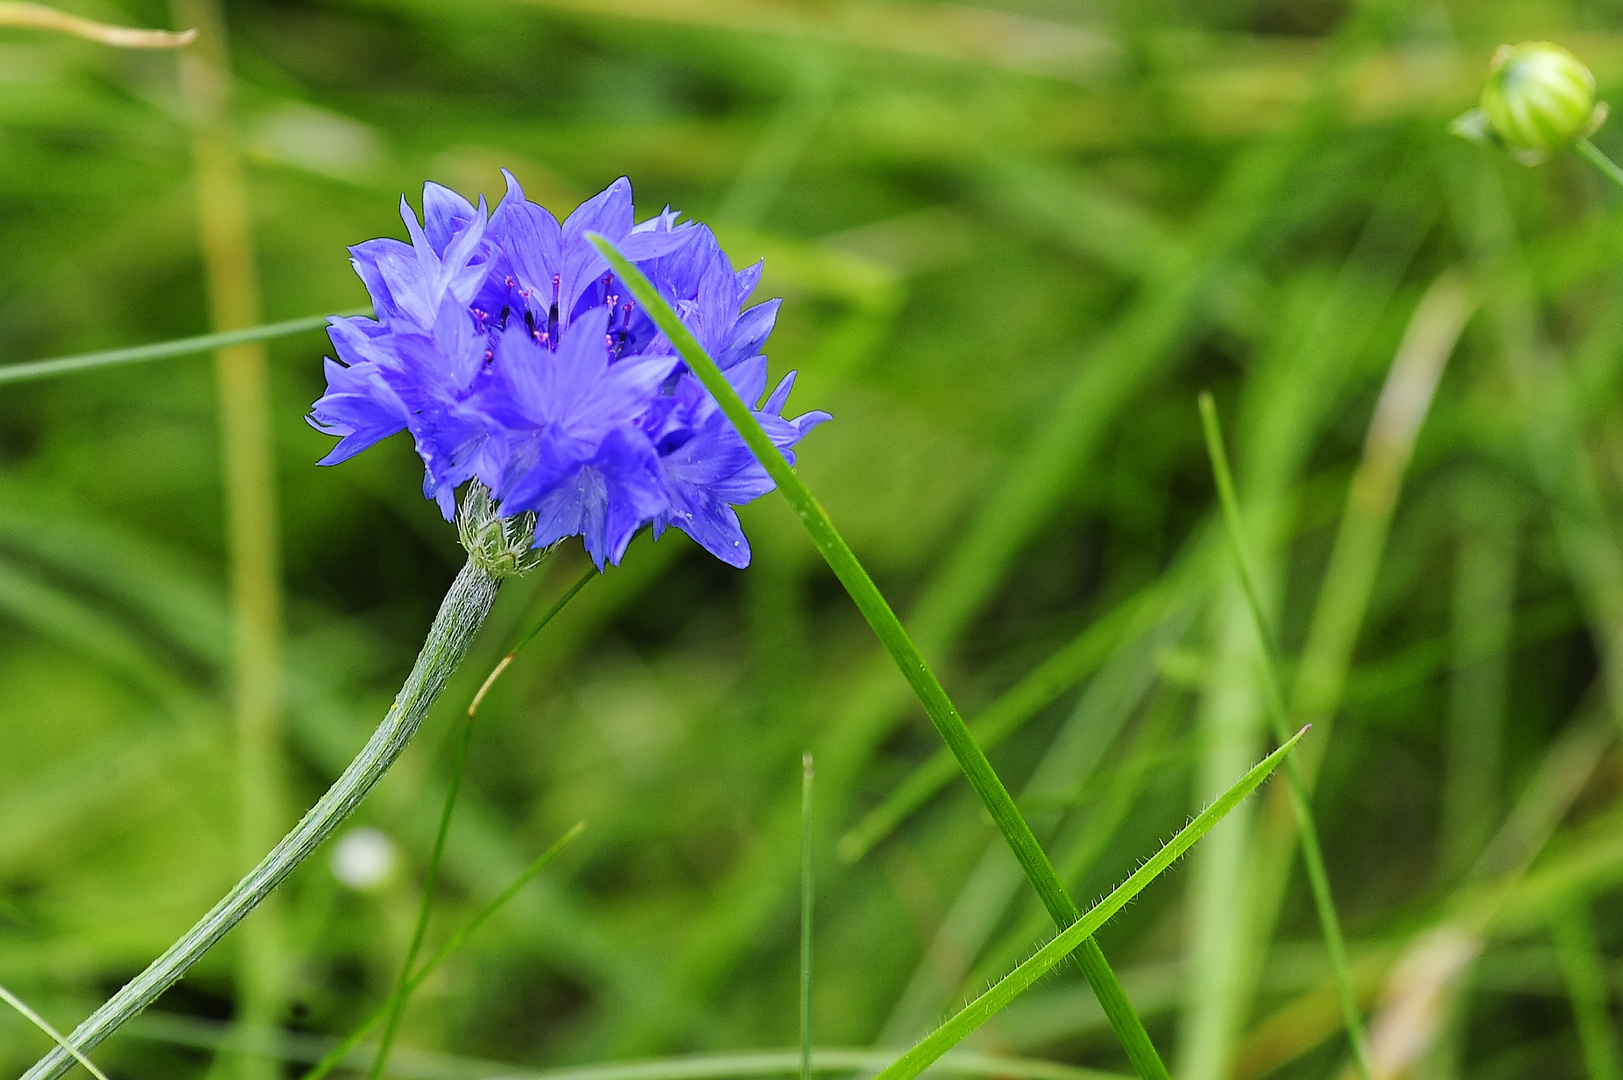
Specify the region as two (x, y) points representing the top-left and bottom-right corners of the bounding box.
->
(310, 173), (829, 572)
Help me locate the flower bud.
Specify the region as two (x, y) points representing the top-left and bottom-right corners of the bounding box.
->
(1480, 42), (1605, 158)
(457, 482), (551, 578)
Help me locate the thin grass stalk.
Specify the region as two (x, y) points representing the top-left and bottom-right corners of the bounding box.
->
(1198, 393), (1373, 1080)
(1291, 270), (1476, 774)
(0, 982), (110, 1080)
(836, 575), (1176, 862)
(298, 821), (586, 1080)
(300, 818), (590, 1078)
(870, 731), (1305, 1080)
(172, 3), (286, 1072)
(591, 235), (1171, 1080)
(468, 566), (597, 719)
(22, 560), (503, 1080)
(0, 311), (364, 385)
(799, 754), (814, 1080)
(367, 716), (475, 1080)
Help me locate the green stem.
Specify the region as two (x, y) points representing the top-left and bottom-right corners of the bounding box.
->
(366, 714), (475, 1080)
(1577, 138), (1623, 192)
(0, 981), (110, 1080)
(22, 559), (503, 1080)
(873, 730), (1305, 1080)
(591, 235), (1170, 1080)
(298, 823), (585, 1080)
(1197, 393), (1373, 1080)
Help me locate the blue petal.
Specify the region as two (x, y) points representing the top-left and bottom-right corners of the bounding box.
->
(422, 182), (478, 255)
(559, 178), (633, 319)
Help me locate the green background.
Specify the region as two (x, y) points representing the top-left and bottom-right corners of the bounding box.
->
(2, 0), (1621, 1077)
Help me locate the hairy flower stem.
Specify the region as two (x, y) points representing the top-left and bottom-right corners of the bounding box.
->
(22, 559), (502, 1080)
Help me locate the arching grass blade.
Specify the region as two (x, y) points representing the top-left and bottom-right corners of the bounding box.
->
(299, 822), (586, 1080)
(0, 310), (367, 385)
(872, 728), (1305, 1080)
(590, 233), (1170, 1080)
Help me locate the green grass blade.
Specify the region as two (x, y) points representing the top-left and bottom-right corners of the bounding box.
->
(871, 729), (1306, 1080)
(468, 566), (598, 719)
(371, 555), (602, 1079)
(299, 822), (586, 1080)
(0, 982), (111, 1080)
(366, 715), (476, 1080)
(370, 559), (601, 1080)
(967, 686), (1189, 990)
(1198, 392), (1373, 1080)
(836, 579), (1170, 862)
(590, 233), (1170, 1080)
(0, 309), (366, 385)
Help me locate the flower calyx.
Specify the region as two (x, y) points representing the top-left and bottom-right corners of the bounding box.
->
(457, 482), (553, 578)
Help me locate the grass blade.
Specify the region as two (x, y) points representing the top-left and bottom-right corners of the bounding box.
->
(836, 579), (1172, 862)
(0, 982), (110, 1080)
(871, 728), (1306, 1080)
(591, 233), (1170, 1080)
(468, 566), (598, 719)
(299, 822), (587, 1080)
(366, 715), (475, 1080)
(323, 561), (598, 1080)
(0, 310), (366, 385)
(1198, 391), (1373, 1080)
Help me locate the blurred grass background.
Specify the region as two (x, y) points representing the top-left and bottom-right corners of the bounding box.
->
(5, 0), (1623, 1077)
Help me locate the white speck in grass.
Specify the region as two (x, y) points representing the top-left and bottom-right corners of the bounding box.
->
(330, 827), (398, 891)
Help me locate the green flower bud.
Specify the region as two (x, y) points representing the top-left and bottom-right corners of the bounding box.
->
(1480, 42), (1605, 159)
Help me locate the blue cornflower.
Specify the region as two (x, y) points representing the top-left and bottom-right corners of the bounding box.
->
(477, 307), (677, 567)
(309, 174), (828, 570)
(648, 361), (828, 567)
